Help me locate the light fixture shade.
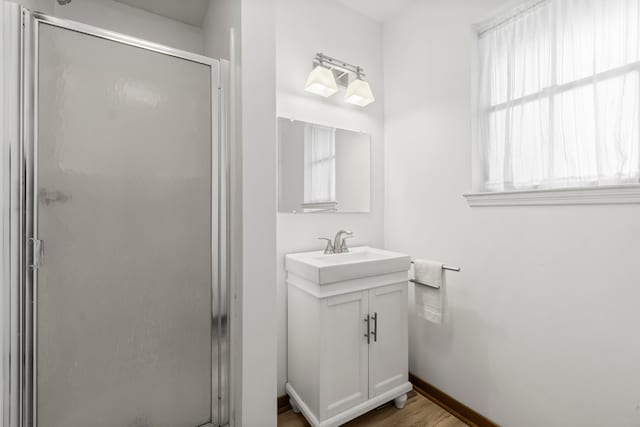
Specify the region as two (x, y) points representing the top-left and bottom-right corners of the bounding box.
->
(344, 78), (375, 107)
(304, 65), (338, 97)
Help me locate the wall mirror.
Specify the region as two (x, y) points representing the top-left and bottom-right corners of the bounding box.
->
(278, 118), (371, 213)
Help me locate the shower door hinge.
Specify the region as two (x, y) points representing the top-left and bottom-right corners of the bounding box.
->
(29, 238), (44, 269)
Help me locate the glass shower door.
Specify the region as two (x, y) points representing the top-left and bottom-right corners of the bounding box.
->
(30, 16), (220, 427)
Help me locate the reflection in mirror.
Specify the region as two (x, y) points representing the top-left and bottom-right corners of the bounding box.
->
(278, 118), (371, 213)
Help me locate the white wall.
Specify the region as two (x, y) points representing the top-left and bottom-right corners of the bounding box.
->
(383, 1), (640, 426)
(241, 0), (279, 425)
(11, 0), (203, 53)
(5, 0), (50, 13)
(276, 0), (384, 396)
(203, 0), (238, 60)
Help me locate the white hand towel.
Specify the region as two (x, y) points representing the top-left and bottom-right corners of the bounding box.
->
(413, 259), (446, 324)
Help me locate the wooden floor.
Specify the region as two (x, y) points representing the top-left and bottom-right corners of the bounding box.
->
(278, 390), (468, 427)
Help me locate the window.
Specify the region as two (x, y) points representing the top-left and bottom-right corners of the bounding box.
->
(303, 124), (336, 207)
(475, 0), (640, 193)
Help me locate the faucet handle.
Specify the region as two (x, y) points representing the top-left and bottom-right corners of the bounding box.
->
(340, 235), (354, 253)
(318, 237), (335, 254)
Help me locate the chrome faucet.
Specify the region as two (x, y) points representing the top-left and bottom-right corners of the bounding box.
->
(333, 230), (353, 254)
(318, 230), (354, 254)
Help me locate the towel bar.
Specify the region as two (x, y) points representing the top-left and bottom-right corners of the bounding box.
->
(409, 279), (440, 289)
(410, 261), (461, 272)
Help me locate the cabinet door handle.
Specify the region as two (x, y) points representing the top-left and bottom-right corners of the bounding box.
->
(364, 314), (370, 344)
(372, 312), (377, 342)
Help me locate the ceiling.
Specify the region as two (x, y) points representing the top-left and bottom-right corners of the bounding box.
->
(333, 0), (415, 22)
(114, 0), (209, 27)
(113, 0), (411, 27)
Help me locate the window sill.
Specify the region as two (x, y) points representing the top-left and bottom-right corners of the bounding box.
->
(463, 185), (640, 207)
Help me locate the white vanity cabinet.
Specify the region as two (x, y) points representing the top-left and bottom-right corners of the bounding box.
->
(286, 247), (412, 427)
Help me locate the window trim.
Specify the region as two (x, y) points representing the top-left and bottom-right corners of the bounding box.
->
(464, 184), (640, 207)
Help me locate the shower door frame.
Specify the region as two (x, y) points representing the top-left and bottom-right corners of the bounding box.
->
(8, 8), (230, 427)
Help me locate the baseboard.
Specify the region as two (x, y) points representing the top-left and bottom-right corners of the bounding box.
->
(277, 394), (291, 414)
(409, 373), (499, 427)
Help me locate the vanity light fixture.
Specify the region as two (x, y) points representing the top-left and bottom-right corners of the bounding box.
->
(344, 67), (375, 107)
(304, 64), (338, 97)
(304, 53), (375, 107)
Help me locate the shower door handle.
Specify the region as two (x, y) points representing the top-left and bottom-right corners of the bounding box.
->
(29, 238), (44, 269)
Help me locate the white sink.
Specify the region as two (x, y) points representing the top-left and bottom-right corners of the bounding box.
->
(286, 246), (411, 285)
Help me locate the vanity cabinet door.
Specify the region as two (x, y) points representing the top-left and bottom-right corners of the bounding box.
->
(319, 291), (370, 420)
(368, 283), (408, 398)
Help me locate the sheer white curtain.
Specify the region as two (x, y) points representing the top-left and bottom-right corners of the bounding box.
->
(477, 0), (640, 192)
(303, 124), (336, 204)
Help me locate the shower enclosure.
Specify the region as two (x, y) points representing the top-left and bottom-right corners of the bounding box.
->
(1, 4), (229, 427)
